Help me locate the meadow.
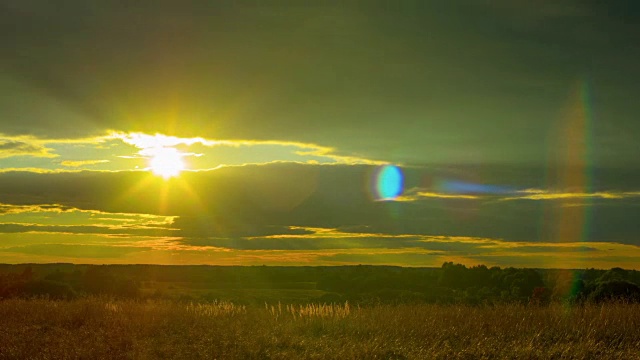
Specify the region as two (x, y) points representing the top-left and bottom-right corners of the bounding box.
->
(1, 298), (638, 359)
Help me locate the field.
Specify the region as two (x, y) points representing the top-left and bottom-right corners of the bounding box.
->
(1, 298), (639, 359)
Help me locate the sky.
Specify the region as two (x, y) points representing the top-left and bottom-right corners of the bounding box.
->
(1, 1), (639, 268)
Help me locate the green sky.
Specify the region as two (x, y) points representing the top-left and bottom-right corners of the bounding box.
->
(0, 1), (639, 268)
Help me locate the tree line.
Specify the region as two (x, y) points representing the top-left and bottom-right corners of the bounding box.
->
(0, 266), (138, 299)
(0, 263), (639, 304)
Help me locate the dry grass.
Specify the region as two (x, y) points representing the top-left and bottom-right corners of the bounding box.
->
(0, 298), (638, 359)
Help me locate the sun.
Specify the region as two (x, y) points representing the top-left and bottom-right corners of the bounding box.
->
(148, 147), (185, 179)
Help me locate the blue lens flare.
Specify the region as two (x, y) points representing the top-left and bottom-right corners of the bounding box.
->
(375, 165), (404, 200)
(439, 180), (515, 194)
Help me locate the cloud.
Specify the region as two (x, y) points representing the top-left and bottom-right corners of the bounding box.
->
(0, 203), (176, 240)
(184, 233), (424, 251)
(180, 226), (633, 264)
(112, 132), (384, 167)
(0, 223), (175, 237)
(0, 203), (74, 214)
(0, 218), (638, 267)
(396, 186), (640, 203)
(0, 163), (639, 248)
(1, 132), (382, 174)
(0, 244), (151, 259)
(0, 203), (176, 223)
(2, 2), (638, 168)
(500, 189), (639, 201)
(60, 160), (109, 167)
(0, 138), (55, 158)
(0, 168), (82, 174)
(397, 191), (481, 201)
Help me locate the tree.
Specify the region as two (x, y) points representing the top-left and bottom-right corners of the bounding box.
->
(438, 262), (469, 289)
(588, 280), (640, 303)
(597, 268), (628, 283)
(23, 280), (76, 299)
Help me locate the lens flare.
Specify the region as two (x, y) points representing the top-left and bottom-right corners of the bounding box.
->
(374, 165), (404, 200)
(438, 180), (515, 195)
(542, 78), (594, 297)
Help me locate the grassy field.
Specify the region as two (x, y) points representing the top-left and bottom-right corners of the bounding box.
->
(139, 281), (326, 304)
(0, 299), (638, 359)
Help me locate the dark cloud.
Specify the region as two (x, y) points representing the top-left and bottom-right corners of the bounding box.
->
(0, 163), (638, 245)
(1, 2), (639, 166)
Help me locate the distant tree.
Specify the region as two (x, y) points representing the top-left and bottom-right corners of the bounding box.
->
(597, 268), (628, 283)
(588, 280), (640, 303)
(468, 265), (492, 288)
(22, 280), (76, 299)
(438, 262), (469, 289)
(503, 269), (544, 300)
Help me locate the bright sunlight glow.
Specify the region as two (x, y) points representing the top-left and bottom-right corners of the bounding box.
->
(148, 147), (185, 179)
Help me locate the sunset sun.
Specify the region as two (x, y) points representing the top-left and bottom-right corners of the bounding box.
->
(148, 147), (185, 179)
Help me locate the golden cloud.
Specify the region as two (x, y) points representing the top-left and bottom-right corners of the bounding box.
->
(61, 160), (110, 167)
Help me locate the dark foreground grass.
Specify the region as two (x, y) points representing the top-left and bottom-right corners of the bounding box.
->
(0, 298), (639, 359)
